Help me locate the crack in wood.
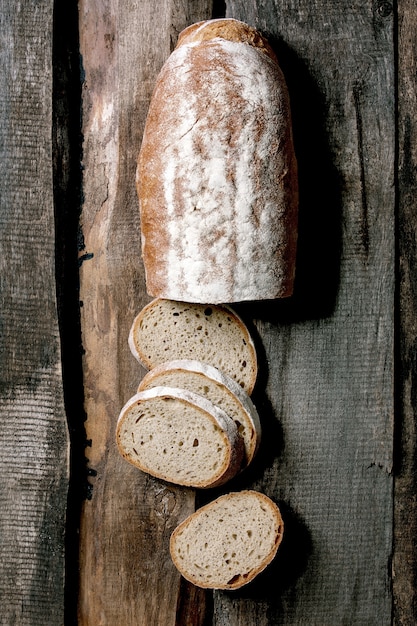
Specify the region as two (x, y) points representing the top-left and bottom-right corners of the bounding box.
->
(353, 80), (370, 258)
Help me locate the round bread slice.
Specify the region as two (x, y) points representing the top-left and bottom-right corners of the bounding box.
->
(138, 359), (261, 468)
(170, 490), (284, 590)
(129, 299), (258, 394)
(116, 386), (244, 488)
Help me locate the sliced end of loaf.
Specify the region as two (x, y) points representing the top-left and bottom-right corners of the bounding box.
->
(170, 490), (284, 589)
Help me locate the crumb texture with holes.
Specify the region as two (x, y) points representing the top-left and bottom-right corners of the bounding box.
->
(170, 490), (284, 589)
(138, 359), (261, 468)
(116, 386), (244, 488)
(129, 299), (258, 394)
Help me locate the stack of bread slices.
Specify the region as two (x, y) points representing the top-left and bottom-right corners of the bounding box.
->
(117, 298), (284, 589)
(118, 298), (260, 488)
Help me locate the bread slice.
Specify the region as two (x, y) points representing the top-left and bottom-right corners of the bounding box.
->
(116, 386), (244, 488)
(129, 299), (258, 394)
(170, 490), (284, 589)
(138, 359), (261, 468)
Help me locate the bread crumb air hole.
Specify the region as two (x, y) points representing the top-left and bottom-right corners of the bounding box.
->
(227, 574), (241, 585)
(235, 421), (245, 434)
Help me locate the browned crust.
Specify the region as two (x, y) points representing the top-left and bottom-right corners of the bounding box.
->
(169, 490), (284, 589)
(137, 18), (298, 304)
(176, 18), (278, 63)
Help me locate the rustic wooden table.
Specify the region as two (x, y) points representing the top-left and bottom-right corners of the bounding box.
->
(1, 1), (416, 624)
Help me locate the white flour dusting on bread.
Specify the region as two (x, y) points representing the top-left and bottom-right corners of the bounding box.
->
(137, 18), (298, 304)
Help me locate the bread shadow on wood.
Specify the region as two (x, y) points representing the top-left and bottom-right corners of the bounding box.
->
(195, 388), (285, 522)
(235, 37), (343, 325)
(176, 577), (213, 626)
(239, 390), (285, 486)
(234, 314), (286, 479)
(214, 500), (312, 602)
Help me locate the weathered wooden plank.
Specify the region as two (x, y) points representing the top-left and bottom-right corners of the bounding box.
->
(0, 1), (69, 624)
(394, 1), (417, 623)
(210, 1), (395, 624)
(77, 1), (213, 624)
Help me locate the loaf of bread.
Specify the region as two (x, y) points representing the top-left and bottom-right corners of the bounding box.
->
(138, 359), (261, 468)
(170, 490), (284, 589)
(129, 299), (258, 394)
(116, 386), (244, 488)
(137, 18), (298, 304)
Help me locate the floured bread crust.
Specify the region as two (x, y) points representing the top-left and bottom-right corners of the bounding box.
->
(177, 18), (278, 61)
(137, 18), (298, 304)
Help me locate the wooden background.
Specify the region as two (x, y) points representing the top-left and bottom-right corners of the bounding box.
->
(1, 0), (416, 624)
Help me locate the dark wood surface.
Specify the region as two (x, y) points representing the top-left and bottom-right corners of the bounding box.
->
(0, 1), (69, 624)
(214, 1), (395, 624)
(1, 0), (416, 624)
(395, 1), (417, 624)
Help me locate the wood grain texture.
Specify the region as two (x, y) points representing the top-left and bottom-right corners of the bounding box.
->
(210, 1), (395, 624)
(0, 1), (69, 624)
(77, 1), (213, 624)
(394, 1), (417, 623)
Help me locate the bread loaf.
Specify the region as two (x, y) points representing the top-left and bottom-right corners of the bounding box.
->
(116, 386), (244, 488)
(138, 359), (261, 468)
(129, 299), (258, 394)
(137, 18), (298, 304)
(170, 490), (284, 589)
